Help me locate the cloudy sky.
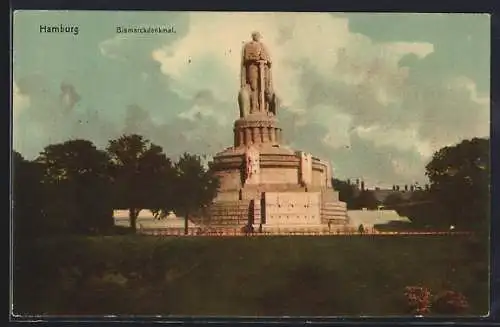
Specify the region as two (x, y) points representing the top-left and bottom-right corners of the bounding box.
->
(12, 11), (490, 188)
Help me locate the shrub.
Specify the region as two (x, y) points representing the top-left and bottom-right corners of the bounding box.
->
(404, 286), (432, 315)
(404, 286), (470, 315)
(433, 290), (469, 314)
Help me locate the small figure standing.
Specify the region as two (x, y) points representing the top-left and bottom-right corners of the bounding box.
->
(358, 224), (365, 235)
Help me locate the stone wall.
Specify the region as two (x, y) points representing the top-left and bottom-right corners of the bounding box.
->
(215, 169), (243, 191)
(260, 167), (298, 184)
(311, 159), (331, 188)
(209, 144), (348, 228)
(312, 169), (323, 187)
(263, 192), (321, 226)
(321, 188), (339, 202)
(212, 150), (336, 193)
(214, 190), (241, 202)
(206, 200), (251, 226)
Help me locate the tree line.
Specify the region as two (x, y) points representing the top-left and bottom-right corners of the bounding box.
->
(13, 135), (489, 238)
(13, 134), (220, 239)
(332, 137), (489, 232)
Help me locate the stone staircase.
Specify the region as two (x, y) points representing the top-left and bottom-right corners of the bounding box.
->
(205, 200), (252, 226)
(319, 188), (348, 225)
(321, 188), (339, 202)
(321, 201), (348, 225)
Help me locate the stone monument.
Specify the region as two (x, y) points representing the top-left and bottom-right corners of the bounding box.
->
(206, 32), (348, 232)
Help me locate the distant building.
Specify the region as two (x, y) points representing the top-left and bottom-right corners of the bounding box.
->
(344, 178), (423, 203)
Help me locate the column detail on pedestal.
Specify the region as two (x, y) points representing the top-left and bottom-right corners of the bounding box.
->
(269, 127), (276, 143)
(253, 127), (260, 144)
(234, 117), (283, 148)
(245, 128), (252, 145)
(239, 130), (245, 147)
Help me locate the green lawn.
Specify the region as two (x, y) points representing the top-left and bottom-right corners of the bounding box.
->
(13, 235), (489, 317)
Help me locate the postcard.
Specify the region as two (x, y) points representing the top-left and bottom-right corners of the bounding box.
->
(11, 11), (490, 318)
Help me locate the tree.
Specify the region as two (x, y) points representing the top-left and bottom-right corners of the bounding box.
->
(170, 153), (219, 235)
(383, 192), (406, 208)
(425, 137), (489, 231)
(36, 139), (114, 233)
(331, 178), (357, 209)
(353, 190), (379, 210)
(409, 189), (432, 203)
(106, 134), (175, 232)
(12, 151), (46, 238)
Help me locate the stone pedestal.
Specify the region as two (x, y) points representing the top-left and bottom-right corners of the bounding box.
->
(234, 114), (280, 148)
(208, 129), (349, 230)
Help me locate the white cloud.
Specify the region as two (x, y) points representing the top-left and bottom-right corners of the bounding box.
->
(450, 76), (490, 106)
(313, 106), (352, 149)
(147, 12), (489, 186)
(390, 157), (422, 182)
(13, 81), (30, 118)
(10, 12), (481, 188)
(99, 36), (127, 61)
(355, 124), (434, 158)
(152, 13), (432, 111)
(178, 104), (229, 126)
(13, 81), (31, 153)
(383, 42), (434, 60)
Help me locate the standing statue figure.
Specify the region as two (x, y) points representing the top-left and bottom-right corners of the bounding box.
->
(238, 31), (279, 117)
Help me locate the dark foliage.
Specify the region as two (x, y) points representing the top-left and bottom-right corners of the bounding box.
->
(106, 134), (176, 231)
(425, 137), (489, 231)
(332, 178), (357, 209)
(168, 153), (220, 234)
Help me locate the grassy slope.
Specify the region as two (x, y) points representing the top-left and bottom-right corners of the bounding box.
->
(14, 235), (489, 316)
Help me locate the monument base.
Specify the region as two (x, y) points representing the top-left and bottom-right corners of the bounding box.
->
(204, 32), (348, 232)
(202, 188), (348, 230)
(259, 224), (330, 233)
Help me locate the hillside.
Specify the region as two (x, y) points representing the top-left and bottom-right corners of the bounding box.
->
(14, 235), (488, 316)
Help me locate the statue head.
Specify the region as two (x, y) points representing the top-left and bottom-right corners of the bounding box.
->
(251, 31), (262, 42)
